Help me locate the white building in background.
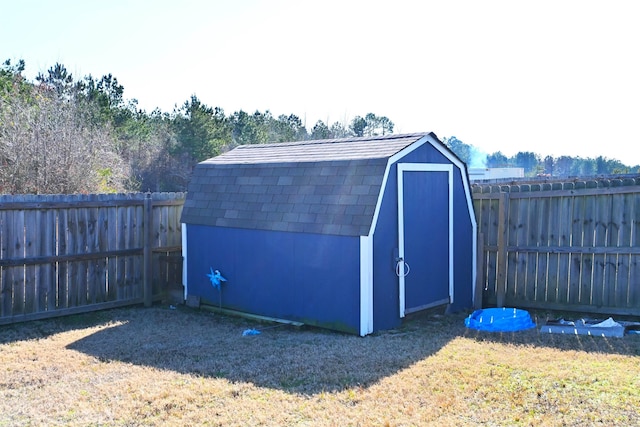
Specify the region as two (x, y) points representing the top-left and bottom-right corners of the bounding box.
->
(468, 167), (525, 181)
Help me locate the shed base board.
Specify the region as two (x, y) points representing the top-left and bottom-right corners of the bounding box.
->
(404, 298), (449, 315)
(200, 304), (304, 327)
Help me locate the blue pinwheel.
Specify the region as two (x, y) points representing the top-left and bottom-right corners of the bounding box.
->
(207, 267), (227, 290)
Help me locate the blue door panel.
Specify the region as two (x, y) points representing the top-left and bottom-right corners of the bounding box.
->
(403, 171), (449, 310)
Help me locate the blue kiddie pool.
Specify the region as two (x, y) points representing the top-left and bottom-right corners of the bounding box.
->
(465, 307), (536, 332)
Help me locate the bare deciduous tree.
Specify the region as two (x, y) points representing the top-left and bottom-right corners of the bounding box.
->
(0, 84), (129, 194)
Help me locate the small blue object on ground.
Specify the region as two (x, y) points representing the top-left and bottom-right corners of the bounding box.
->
(465, 307), (536, 332)
(242, 329), (261, 336)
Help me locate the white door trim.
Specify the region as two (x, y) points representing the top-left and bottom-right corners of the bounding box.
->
(397, 163), (454, 318)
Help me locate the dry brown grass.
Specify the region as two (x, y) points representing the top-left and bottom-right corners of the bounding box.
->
(1, 305), (639, 426)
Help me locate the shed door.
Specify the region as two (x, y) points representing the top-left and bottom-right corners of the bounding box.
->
(397, 163), (454, 317)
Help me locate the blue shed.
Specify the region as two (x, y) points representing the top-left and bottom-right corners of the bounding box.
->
(180, 132), (477, 335)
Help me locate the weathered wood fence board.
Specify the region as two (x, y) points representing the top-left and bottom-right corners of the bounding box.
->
(0, 192), (185, 325)
(473, 176), (640, 316)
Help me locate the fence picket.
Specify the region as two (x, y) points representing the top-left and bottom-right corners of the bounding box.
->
(568, 188), (585, 305)
(116, 203), (128, 301)
(1, 196), (12, 317)
(92, 194), (109, 303)
(126, 199), (137, 300)
(579, 181), (597, 305)
(39, 201), (56, 312)
(133, 199), (144, 299)
(150, 194), (163, 297)
(67, 197), (80, 307)
(77, 195), (89, 306)
(86, 194), (100, 305)
(546, 188), (561, 303)
(489, 191), (500, 303)
(106, 197), (118, 302)
(613, 192), (630, 307)
(592, 190), (609, 308)
(473, 197), (490, 300)
(555, 184), (574, 304)
(10, 199), (25, 317)
(57, 199), (69, 309)
(534, 186), (550, 303)
(525, 185), (540, 302)
(23, 198), (38, 315)
(514, 186), (530, 302)
(498, 186), (520, 306)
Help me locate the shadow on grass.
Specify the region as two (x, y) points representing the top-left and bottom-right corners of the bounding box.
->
(0, 309), (119, 345)
(462, 309), (640, 357)
(63, 305), (458, 395)
(8, 305), (636, 396)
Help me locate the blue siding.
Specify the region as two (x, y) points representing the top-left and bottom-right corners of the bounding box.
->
(372, 161), (402, 331)
(186, 225), (361, 334)
(450, 168), (474, 310)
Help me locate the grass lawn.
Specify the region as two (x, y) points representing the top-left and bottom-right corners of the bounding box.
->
(1, 305), (639, 426)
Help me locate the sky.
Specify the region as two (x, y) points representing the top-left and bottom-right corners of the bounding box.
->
(2, 0), (640, 165)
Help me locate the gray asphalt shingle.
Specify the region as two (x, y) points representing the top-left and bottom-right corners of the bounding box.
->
(181, 132), (432, 236)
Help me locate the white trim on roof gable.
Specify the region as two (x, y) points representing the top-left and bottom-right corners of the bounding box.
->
(387, 134), (432, 165)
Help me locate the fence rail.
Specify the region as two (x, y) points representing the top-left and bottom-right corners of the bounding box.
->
(473, 176), (640, 316)
(0, 192), (185, 325)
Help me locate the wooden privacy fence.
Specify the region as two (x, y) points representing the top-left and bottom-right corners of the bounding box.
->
(473, 176), (640, 316)
(0, 192), (185, 325)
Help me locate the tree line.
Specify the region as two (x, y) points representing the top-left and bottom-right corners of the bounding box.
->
(444, 137), (639, 178)
(1, 60), (637, 194)
(0, 60), (394, 194)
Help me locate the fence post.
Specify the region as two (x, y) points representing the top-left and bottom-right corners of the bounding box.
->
(474, 232), (485, 310)
(143, 192), (153, 307)
(496, 192), (509, 307)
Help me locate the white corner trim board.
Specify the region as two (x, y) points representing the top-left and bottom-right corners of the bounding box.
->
(359, 235), (374, 336)
(181, 223), (188, 300)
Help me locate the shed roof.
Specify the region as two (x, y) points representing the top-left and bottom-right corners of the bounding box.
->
(181, 132), (436, 236)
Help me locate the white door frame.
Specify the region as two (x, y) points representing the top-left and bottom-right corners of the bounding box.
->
(397, 163), (454, 318)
